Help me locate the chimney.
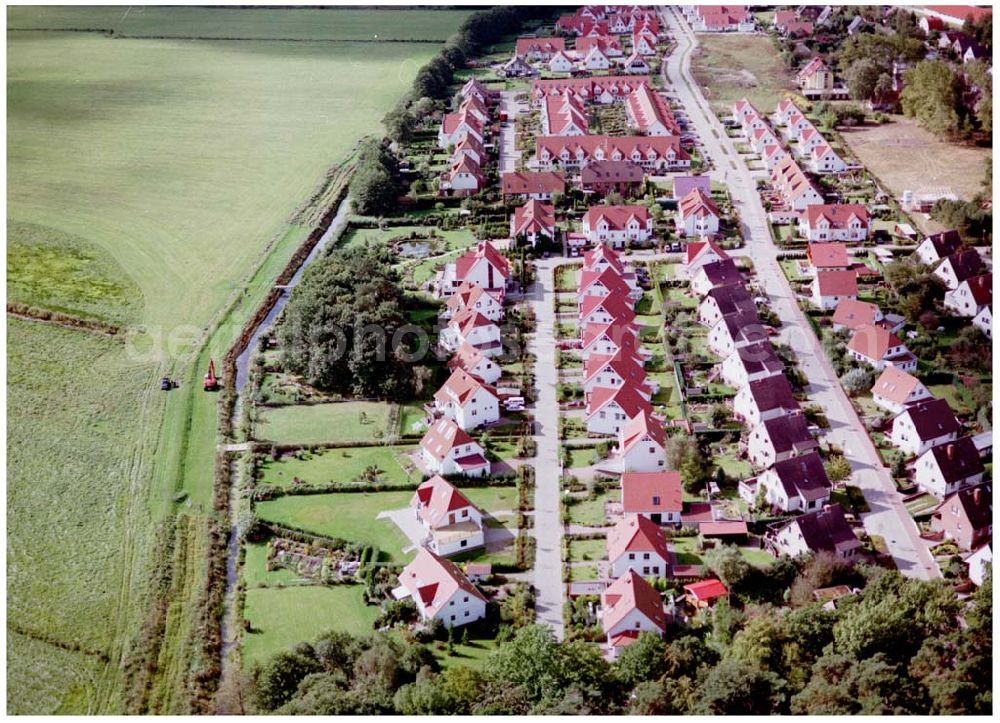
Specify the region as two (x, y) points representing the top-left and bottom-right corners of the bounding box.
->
(947, 444), (955, 460)
(973, 487), (982, 506)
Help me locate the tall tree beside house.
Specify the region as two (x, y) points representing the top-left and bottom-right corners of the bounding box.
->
(276, 245), (418, 399)
(664, 434), (708, 492)
(349, 139), (401, 217)
(964, 59), (992, 138)
(900, 60), (967, 139)
(845, 58), (891, 102)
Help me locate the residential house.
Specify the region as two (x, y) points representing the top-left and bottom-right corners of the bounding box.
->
(944, 273), (991, 318)
(870, 365), (932, 415)
(773, 97), (804, 126)
(967, 544), (992, 586)
(510, 199), (556, 246)
(810, 144), (847, 173)
(433, 368), (500, 431)
(621, 52), (651, 74)
(542, 94), (589, 136)
(443, 156), (485, 196)
(501, 170), (566, 200)
(698, 283), (755, 328)
(618, 414), (669, 474)
(579, 265), (638, 302)
(580, 160), (645, 198)
(583, 242), (625, 275)
(915, 437), (985, 498)
(580, 321), (641, 361)
(771, 157), (825, 211)
(419, 419), (491, 479)
(582, 205), (654, 247)
(847, 324), (917, 373)
(685, 237), (730, 277)
(576, 35), (623, 57)
(447, 342), (501, 386)
(625, 84), (680, 136)
(396, 547), (487, 627)
(499, 54), (535, 78)
(631, 28), (658, 55)
(915, 229), (963, 266)
(601, 570), (666, 658)
(583, 45), (612, 71)
(620, 470), (683, 524)
(443, 280), (504, 322)
(733, 374), (801, 428)
(579, 291), (637, 328)
(720, 341), (785, 388)
(440, 241), (510, 297)
(799, 204), (871, 242)
(583, 353), (649, 398)
(731, 97), (759, 125)
(548, 50), (576, 74)
(757, 452), (833, 513)
(770, 504), (863, 560)
(691, 258), (743, 297)
(535, 134), (689, 172)
(515, 36), (566, 61)
(747, 413), (818, 468)
(831, 299), (883, 332)
(973, 305), (992, 338)
(934, 249), (985, 290)
(411, 475), (485, 555)
(440, 307), (502, 358)
(684, 579), (729, 609)
(708, 310), (767, 358)
(676, 188), (721, 237)
(453, 133), (485, 166)
(437, 110), (483, 149)
(531, 76), (650, 105)
(932, 483), (992, 551)
(606, 514), (670, 578)
(796, 57), (834, 92)
(812, 269), (858, 311)
(808, 242), (850, 272)
(890, 398), (962, 457)
(586, 383), (653, 435)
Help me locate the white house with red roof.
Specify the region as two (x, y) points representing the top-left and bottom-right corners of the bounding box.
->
(796, 57), (833, 92)
(734, 374), (800, 428)
(617, 412), (667, 474)
(583, 45), (613, 70)
(810, 144), (847, 174)
(631, 28), (658, 55)
(771, 157), (825, 211)
(773, 97), (804, 126)
(934, 249), (985, 291)
(580, 321), (641, 361)
(433, 368), (500, 430)
(762, 142), (789, 171)
(731, 97), (759, 125)
(799, 204), (870, 242)
(542, 94), (589, 136)
(411, 475), (486, 555)
(796, 126), (825, 155)
(625, 84), (680, 136)
(535, 134), (688, 171)
(531, 75), (650, 105)
(684, 578), (729, 609)
(685, 238), (730, 277)
(676, 188), (720, 237)
(443, 280), (504, 322)
(515, 36), (566, 61)
(808, 242), (850, 273)
(443, 156), (485, 196)
(420, 419), (491, 479)
(601, 570), (666, 658)
(583, 242), (625, 274)
(440, 307), (502, 358)
(708, 310), (766, 358)
(831, 299), (884, 332)
(586, 383), (653, 435)
(620, 470), (682, 523)
(447, 342), (501, 386)
(915, 229), (963, 266)
(870, 366), (932, 415)
(501, 170), (566, 200)
(395, 547), (487, 627)
(576, 35), (623, 58)
(914, 437), (985, 498)
(510, 199), (556, 246)
(578, 266), (639, 303)
(453, 134), (485, 166)
(847, 324), (917, 373)
(747, 413), (818, 468)
(721, 341), (785, 388)
(437, 110), (483, 149)
(944, 272), (991, 317)
(440, 241), (510, 297)
(582, 205), (653, 247)
(621, 52), (651, 75)
(548, 50), (576, 74)
(579, 290), (637, 328)
(606, 514), (670, 578)
(811, 269), (858, 310)
(890, 398), (962, 457)
(583, 353), (649, 398)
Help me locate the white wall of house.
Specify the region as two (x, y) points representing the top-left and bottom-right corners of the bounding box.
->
(890, 416), (959, 457)
(620, 438), (666, 474)
(914, 450), (984, 498)
(587, 400), (634, 435)
(419, 591), (486, 628)
(438, 389), (499, 431)
(609, 549), (668, 578)
(943, 282), (988, 317)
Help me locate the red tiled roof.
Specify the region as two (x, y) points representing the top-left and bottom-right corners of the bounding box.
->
(803, 204), (870, 230)
(584, 242), (624, 273)
(815, 269), (858, 297)
(537, 134), (687, 164)
(434, 368), (498, 407)
(419, 417), (481, 463)
(685, 237), (729, 265)
(684, 578), (728, 602)
(412, 474), (480, 528)
(399, 547), (486, 617)
(808, 242), (849, 269)
(579, 290), (637, 325)
(584, 204), (652, 232)
(832, 299), (880, 330)
(679, 188), (720, 221)
(511, 199), (555, 237)
(601, 569), (666, 634)
(621, 470), (681, 514)
(699, 520), (749, 537)
(515, 36), (566, 57)
(579, 266), (632, 298)
(871, 366), (922, 404)
(501, 170), (566, 196)
(606, 514), (669, 563)
(848, 324), (904, 361)
(586, 382), (653, 420)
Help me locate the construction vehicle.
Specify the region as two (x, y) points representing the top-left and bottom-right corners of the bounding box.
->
(204, 359), (219, 391)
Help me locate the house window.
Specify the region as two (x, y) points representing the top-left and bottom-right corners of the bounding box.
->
(461, 540), (467, 548)
(652, 496), (661, 506)
(643, 553), (650, 560)
(464, 611), (470, 617)
(628, 553), (635, 560)
(643, 566), (649, 574)
(464, 596), (469, 602)
(451, 615), (456, 621)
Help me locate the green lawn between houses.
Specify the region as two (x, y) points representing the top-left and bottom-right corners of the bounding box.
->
(259, 445), (420, 488)
(256, 401), (397, 444)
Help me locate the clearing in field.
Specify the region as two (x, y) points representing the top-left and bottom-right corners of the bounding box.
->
(259, 445), (420, 488)
(255, 401), (402, 444)
(838, 115), (991, 204)
(690, 34), (796, 114)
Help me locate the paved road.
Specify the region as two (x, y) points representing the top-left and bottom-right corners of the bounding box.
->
(528, 259), (566, 637)
(498, 91), (522, 175)
(661, 7), (940, 581)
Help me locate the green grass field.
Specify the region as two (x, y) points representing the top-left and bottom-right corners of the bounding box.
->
(256, 401), (397, 444)
(568, 538), (608, 563)
(242, 585), (380, 667)
(341, 225), (477, 252)
(255, 490), (414, 561)
(690, 34), (796, 114)
(259, 445), (420, 487)
(7, 9), (449, 713)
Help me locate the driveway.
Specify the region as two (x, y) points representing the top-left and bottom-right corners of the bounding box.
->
(660, 7), (940, 581)
(527, 259), (566, 638)
(498, 91), (523, 175)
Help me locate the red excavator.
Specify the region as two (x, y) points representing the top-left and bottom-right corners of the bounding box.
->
(204, 359), (219, 391)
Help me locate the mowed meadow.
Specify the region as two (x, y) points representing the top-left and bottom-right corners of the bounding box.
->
(6, 6), (467, 714)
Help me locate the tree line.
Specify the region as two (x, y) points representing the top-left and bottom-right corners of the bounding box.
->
(246, 559), (991, 715)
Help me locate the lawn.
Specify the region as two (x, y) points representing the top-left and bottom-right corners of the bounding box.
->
(7, 15), (442, 713)
(258, 445), (420, 488)
(243, 542), (308, 588)
(672, 536), (705, 566)
(255, 491), (414, 561)
(739, 547), (776, 567)
(256, 401), (396, 444)
(690, 33), (796, 114)
(568, 537), (608, 563)
(565, 491), (614, 527)
(432, 637), (499, 671)
(567, 446), (601, 469)
(341, 225), (476, 253)
(464, 486), (521, 517)
(569, 564), (601, 582)
(242, 585), (380, 667)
